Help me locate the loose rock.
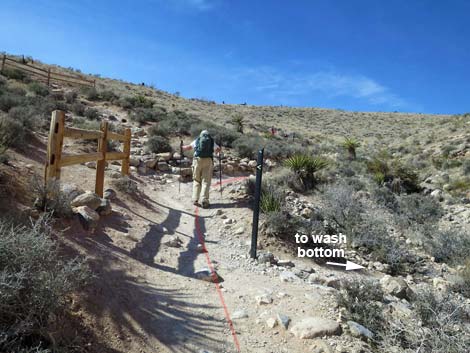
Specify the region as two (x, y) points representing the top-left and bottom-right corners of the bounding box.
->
(290, 317), (342, 339)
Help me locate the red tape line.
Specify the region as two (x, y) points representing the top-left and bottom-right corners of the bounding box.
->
(194, 206), (241, 352)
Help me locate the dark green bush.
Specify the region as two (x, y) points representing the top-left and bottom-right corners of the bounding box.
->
(28, 82), (49, 97)
(146, 135), (172, 153)
(130, 107), (167, 125)
(71, 102), (85, 116)
(397, 193), (443, 225)
(120, 95), (154, 109)
(8, 106), (40, 131)
(0, 93), (25, 112)
(2, 68), (28, 81)
(99, 89), (118, 102)
(367, 154), (419, 193)
(0, 216), (90, 352)
(81, 86), (99, 101)
(84, 107), (100, 120)
(0, 116), (26, 149)
(338, 279), (385, 335)
(232, 135), (263, 159)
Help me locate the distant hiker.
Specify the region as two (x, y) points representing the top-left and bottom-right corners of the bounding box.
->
(182, 130), (220, 208)
(270, 126), (276, 136)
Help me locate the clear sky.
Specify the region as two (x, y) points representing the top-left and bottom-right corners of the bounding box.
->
(1, 0), (469, 114)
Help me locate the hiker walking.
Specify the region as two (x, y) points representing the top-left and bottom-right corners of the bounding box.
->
(182, 130), (220, 208)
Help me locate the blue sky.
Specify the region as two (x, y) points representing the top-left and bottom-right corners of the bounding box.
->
(1, 0), (469, 114)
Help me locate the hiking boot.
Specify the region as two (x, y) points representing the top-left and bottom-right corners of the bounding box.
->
(202, 200), (210, 209)
(193, 200), (200, 207)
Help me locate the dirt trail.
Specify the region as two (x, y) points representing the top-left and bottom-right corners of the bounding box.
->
(62, 171), (345, 353)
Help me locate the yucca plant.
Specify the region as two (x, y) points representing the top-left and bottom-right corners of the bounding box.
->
(343, 137), (360, 160)
(260, 190), (282, 213)
(284, 154), (328, 190)
(231, 115), (245, 134)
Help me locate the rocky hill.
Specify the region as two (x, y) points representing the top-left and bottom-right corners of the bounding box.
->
(0, 53), (469, 353)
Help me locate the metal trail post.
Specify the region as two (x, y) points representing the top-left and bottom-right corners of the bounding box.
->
(179, 139), (183, 193)
(250, 148), (264, 259)
(218, 137), (223, 198)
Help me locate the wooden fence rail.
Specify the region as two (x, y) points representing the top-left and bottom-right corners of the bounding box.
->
(45, 110), (131, 197)
(1, 54), (95, 87)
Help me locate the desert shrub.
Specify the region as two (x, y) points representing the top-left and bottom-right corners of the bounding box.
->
(397, 193), (443, 225)
(0, 216), (90, 352)
(2, 67), (27, 81)
(120, 95), (153, 109)
(0, 93), (25, 112)
(338, 279), (385, 335)
(84, 107), (100, 120)
(130, 106), (167, 125)
(232, 135), (263, 159)
(367, 154), (419, 193)
(407, 289), (470, 352)
(263, 138), (304, 160)
(371, 186), (399, 211)
(72, 117), (100, 131)
(81, 86), (99, 101)
(148, 110), (197, 136)
(99, 89), (118, 102)
(427, 229), (470, 265)
(64, 90), (78, 104)
(146, 135), (172, 153)
(30, 177), (73, 218)
(261, 210), (303, 242)
(0, 116), (25, 149)
(454, 258), (470, 298)
(71, 102), (86, 116)
(448, 177), (470, 195)
(27, 82), (49, 97)
(112, 176), (138, 194)
(8, 106), (40, 131)
(285, 154), (328, 190)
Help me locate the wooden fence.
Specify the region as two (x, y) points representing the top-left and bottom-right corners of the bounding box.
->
(45, 110), (131, 197)
(1, 54), (95, 87)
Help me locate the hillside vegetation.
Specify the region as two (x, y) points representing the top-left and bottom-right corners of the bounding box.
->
(1, 53), (470, 353)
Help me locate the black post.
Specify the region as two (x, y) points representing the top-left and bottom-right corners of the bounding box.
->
(250, 148), (264, 259)
(179, 139), (183, 193)
(218, 138), (223, 197)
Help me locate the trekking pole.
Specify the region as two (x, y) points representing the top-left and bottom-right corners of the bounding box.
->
(218, 138), (223, 198)
(179, 139), (183, 193)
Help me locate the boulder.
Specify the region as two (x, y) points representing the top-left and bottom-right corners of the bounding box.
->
(257, 252), (276, 264)
(61, 183), (85, 202)
(144, 158), (158, 169)
(380, 275), (411, 299)
(103, 188), (117, 200)
(96, 198), (112, 216)
(71, 191), (102, 210)
(266, 318), (277, 328)
(194, 268), (223, 283)
(255, 292), (273, 305)
(129, 157), (141, 167)
(163, 236), (183, 248)
(157, 161), (171, 172)
(73, 206), (100, 230)
(232, 309), (249, 320)
(156, 152), (173, 161)
(279, 271), (297, 282)
(277, 313), (291, 329)
(347, 321), (374, 340)
(290, 317), (342, 339)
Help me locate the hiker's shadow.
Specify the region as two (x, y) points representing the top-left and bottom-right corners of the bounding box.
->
(130, 208), (183, 264)
(63, 237), (228, 353)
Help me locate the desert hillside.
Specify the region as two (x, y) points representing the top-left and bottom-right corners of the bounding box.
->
(1, 53), (470, 353)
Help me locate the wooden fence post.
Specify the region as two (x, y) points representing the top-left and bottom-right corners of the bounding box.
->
(121, 128), (131, 176)
(95, 121), (108, 197)
(47, 68), (51, 86)
(1, 54), (6, 74)
(45, 110), (65, 183)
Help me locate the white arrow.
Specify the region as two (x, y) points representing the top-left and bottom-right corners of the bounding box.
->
(326, 260), (364, 271)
